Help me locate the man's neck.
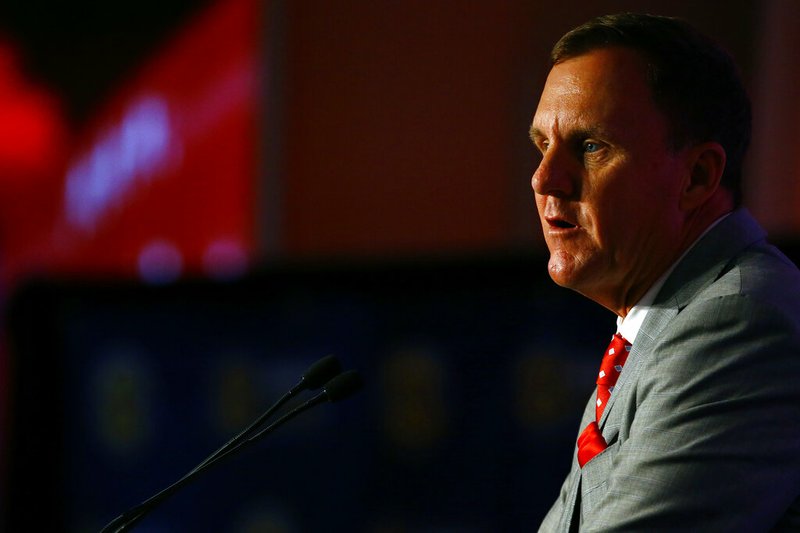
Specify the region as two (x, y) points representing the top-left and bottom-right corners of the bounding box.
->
(616, 210), (733, 341)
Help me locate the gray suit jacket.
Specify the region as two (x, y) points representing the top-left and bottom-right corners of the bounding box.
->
(539, 209), (800, 532)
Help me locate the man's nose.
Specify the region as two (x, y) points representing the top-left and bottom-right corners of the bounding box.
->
(531, 148), (576, 198)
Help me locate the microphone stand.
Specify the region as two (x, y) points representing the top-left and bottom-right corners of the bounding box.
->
(99, 362), (361, 533)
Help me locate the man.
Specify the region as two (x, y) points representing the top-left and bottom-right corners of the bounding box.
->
(531, 13), (800, 531)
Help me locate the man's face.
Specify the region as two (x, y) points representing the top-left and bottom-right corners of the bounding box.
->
(530, 47), (690, 314)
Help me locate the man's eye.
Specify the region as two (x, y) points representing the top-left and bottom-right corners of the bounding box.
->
(583, 141), (600, 153)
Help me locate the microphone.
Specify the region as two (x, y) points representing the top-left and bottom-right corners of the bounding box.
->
(192, 354), (342, 472)
(299, 354), (344, 390)
(231, 370), (363, 448)
(100, 356), (361, 533)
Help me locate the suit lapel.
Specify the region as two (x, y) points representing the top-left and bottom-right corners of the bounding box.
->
(597, 209), (766, 430)
(598, 305), (675, 429)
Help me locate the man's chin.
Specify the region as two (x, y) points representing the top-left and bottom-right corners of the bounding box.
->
(546, 253), (596, 292)
(547, 253), (579, 287)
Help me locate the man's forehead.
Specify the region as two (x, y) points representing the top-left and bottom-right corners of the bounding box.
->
(550, 49), (648, 92)
(542, 67), (585, 97)
(532, 48), (656, 131)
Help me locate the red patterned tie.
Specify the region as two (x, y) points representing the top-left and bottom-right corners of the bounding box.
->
(577, 333), (631, 467)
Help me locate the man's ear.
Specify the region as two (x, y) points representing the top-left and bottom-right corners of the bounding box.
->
(679, 141), (727, 211)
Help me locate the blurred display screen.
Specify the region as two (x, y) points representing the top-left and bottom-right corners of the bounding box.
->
(5, 0), (261, 284)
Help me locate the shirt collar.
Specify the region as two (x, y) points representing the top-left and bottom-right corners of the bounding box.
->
(616, 213), (731, 343)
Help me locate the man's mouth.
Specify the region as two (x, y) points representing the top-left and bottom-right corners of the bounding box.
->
(551, 219), (577, 229)
(546, 216), (578, 230)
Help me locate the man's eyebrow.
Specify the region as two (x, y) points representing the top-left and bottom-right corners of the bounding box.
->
(528, 124), (610, 144)
(528, 126), (545, 144)
(571, 125), (608, 140)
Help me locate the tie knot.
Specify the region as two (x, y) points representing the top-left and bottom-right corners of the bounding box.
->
(597, 333), (631, 385)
